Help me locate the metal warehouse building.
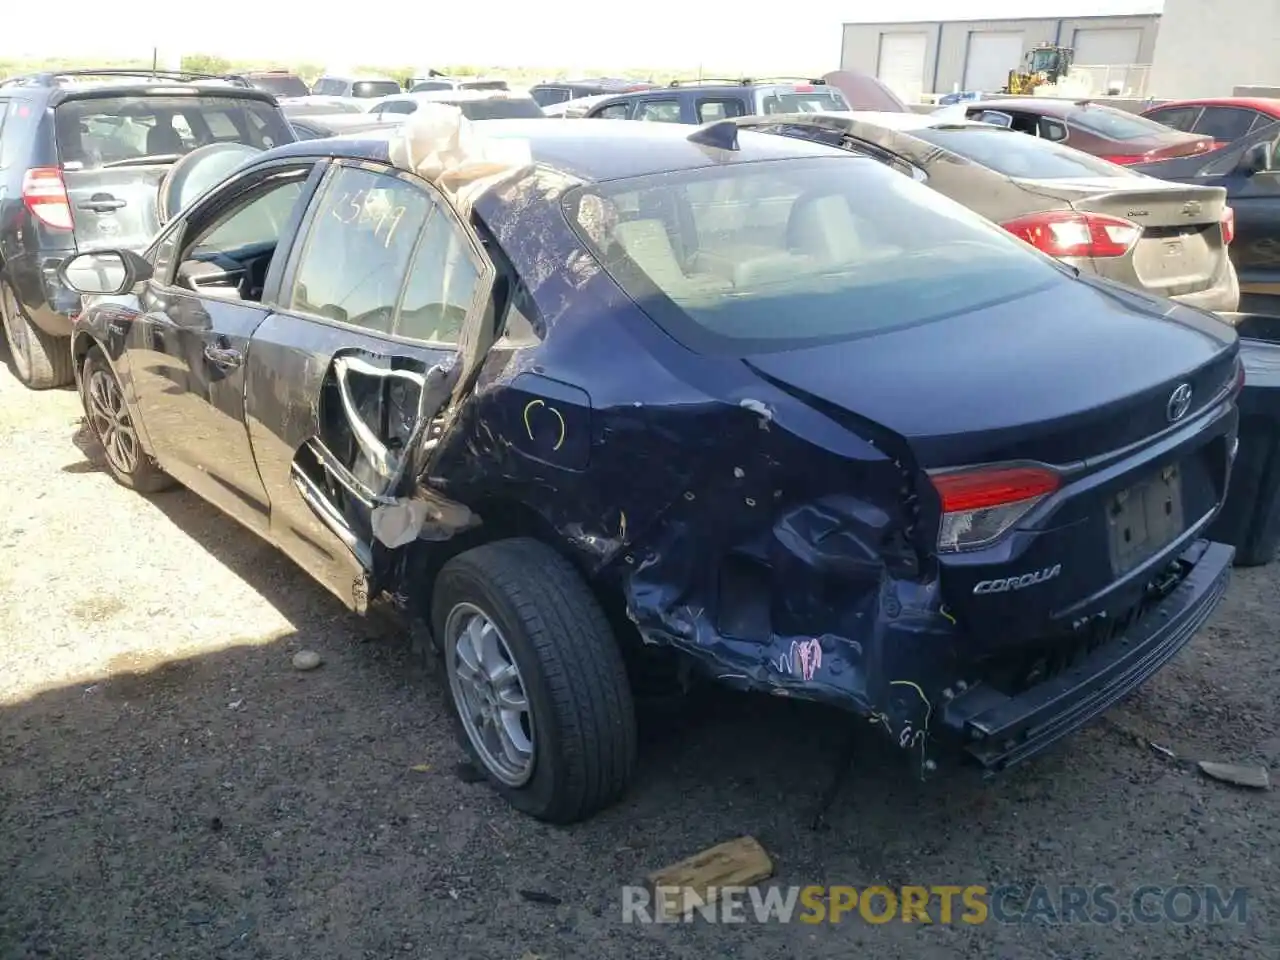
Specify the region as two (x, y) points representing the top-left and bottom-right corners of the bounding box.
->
(1149, 0), (1280, 98)
(840, 13), (1161, 102)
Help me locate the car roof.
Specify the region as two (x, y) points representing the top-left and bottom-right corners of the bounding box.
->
(265, 117), (857, 182)
(1145, 97), (1280, 116)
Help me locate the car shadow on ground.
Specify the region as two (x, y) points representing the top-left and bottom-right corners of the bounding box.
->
(14, 423), (1271, 959)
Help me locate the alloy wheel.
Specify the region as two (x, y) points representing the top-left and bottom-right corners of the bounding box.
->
(86, 368), (140, 476)
(445, 602), (535, 786)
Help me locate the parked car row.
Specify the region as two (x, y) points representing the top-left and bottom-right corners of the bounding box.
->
(0, 66), (1255, 829)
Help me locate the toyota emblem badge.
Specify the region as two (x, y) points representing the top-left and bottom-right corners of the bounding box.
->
(1167, 383), (1193, 422)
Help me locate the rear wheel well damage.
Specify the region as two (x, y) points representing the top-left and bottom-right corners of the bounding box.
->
(398, 496), (653, 675)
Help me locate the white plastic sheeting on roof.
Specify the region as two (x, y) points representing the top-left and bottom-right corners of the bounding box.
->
(387, 103), (533, 215)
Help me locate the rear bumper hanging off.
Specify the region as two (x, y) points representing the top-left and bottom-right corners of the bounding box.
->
(940, 539), (1234, 771)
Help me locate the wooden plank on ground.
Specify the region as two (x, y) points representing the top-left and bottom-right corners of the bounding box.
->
(646, 835), (775, 920)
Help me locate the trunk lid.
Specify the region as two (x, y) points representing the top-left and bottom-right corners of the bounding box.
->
(742, 274), (1237, 470)
(1015, 176), (1230, 296)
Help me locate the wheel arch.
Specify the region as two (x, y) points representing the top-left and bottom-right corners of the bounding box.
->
(404, 494), (640, 650)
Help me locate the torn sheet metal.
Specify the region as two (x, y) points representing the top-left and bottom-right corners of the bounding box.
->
(387, 105), (533, 217)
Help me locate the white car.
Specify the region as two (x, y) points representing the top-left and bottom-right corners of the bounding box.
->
(408, 75), (510, 94)
(542, 94), (611, 118)
(367, 89), (546, 122)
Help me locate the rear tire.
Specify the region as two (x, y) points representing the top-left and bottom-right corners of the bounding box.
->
(433, 538), (637, 824)
(79, 349), (173, 493)
(1, 280), (73, 389)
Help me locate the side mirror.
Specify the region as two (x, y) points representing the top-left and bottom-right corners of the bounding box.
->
(1237, 141), (1273, 176)
(58, 249), (153, 296)
(974, 110), (1015, 129)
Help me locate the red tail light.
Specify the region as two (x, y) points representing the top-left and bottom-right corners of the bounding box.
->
(930, 465), (1061, 553)
(21, 167), (73, 230)
(1099, 155), (1146, 165)
(1221, 206), (1235, 245)
(1002, 210), (1141, 259)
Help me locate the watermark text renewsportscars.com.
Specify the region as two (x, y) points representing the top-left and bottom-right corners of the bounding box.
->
(621, 884), (1249, 925)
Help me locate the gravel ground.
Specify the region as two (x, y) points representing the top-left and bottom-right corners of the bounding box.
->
(1, 344), (1277, 960)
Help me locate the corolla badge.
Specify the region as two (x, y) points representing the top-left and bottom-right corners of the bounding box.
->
(1167, 383), (1193, 422)
(973, 564), (1062, 595)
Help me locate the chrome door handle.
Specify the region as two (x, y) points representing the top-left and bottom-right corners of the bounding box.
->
(204, 345), (243, 369)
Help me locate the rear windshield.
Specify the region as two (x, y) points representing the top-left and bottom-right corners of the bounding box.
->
(454, 98), (546, 120)
(411, 81), (455, 93)
(1067, 105), (1176, 141)
(566, 155), (1063, 355)
(461, 80), (509, 91)
(912, 126), (1141, 179)
(251, 74), (309, 98)
(54, 95), (293, 169)
(352, 80), (402, 98)
(760, 89), (849, 114)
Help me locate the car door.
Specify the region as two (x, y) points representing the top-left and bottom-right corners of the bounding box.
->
(128, 158), (324, 532)
(243, 159), (496, 611)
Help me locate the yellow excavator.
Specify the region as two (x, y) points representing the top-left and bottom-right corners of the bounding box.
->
(1003, 44), (1074, 95)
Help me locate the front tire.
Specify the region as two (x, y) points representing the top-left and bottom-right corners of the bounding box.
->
(79, 349), (173, 493)
(433, 538), (637, 824)
(1, 280), (73, 389)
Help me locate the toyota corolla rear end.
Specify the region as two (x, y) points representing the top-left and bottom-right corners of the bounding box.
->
(560, 139), (1240, 774)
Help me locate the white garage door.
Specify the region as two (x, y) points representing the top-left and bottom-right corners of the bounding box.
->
(963, 32), (1025, 92)
(876, 33), (927, 103)
(1072, 27), (1143, 65)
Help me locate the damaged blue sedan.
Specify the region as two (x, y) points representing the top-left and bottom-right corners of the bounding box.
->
(58, 114), (1241, 823)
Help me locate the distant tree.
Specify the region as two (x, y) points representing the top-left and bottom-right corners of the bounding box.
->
(181, 54), (231, 76)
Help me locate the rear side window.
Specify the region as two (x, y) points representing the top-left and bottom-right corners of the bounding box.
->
(566, 156), (1062, 355)
(352, 81), (402, 99)
(1195, 106), (1258, 141)
(1146, 105), (1202, 132)
(636, 100), (682, 123)
(53, 95), (292, 169)
(912, 126), (1141, 179)
(1067, 105), (1176, 141)
(290, 165), (431, 333)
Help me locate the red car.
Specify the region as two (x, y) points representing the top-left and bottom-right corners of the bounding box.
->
(1141, 97), (1280, 149)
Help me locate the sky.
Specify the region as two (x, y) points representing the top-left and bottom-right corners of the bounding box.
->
(3, 0), (1165, 72)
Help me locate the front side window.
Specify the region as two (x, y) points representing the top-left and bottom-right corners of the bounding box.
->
(566, 156), (1063, 355)
(290, 165), (431, 333)
(185, 173), (307, 260)
(594, 103), (631, 120)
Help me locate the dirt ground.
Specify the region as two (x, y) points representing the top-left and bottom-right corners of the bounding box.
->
(1, 345), (1277, 960)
